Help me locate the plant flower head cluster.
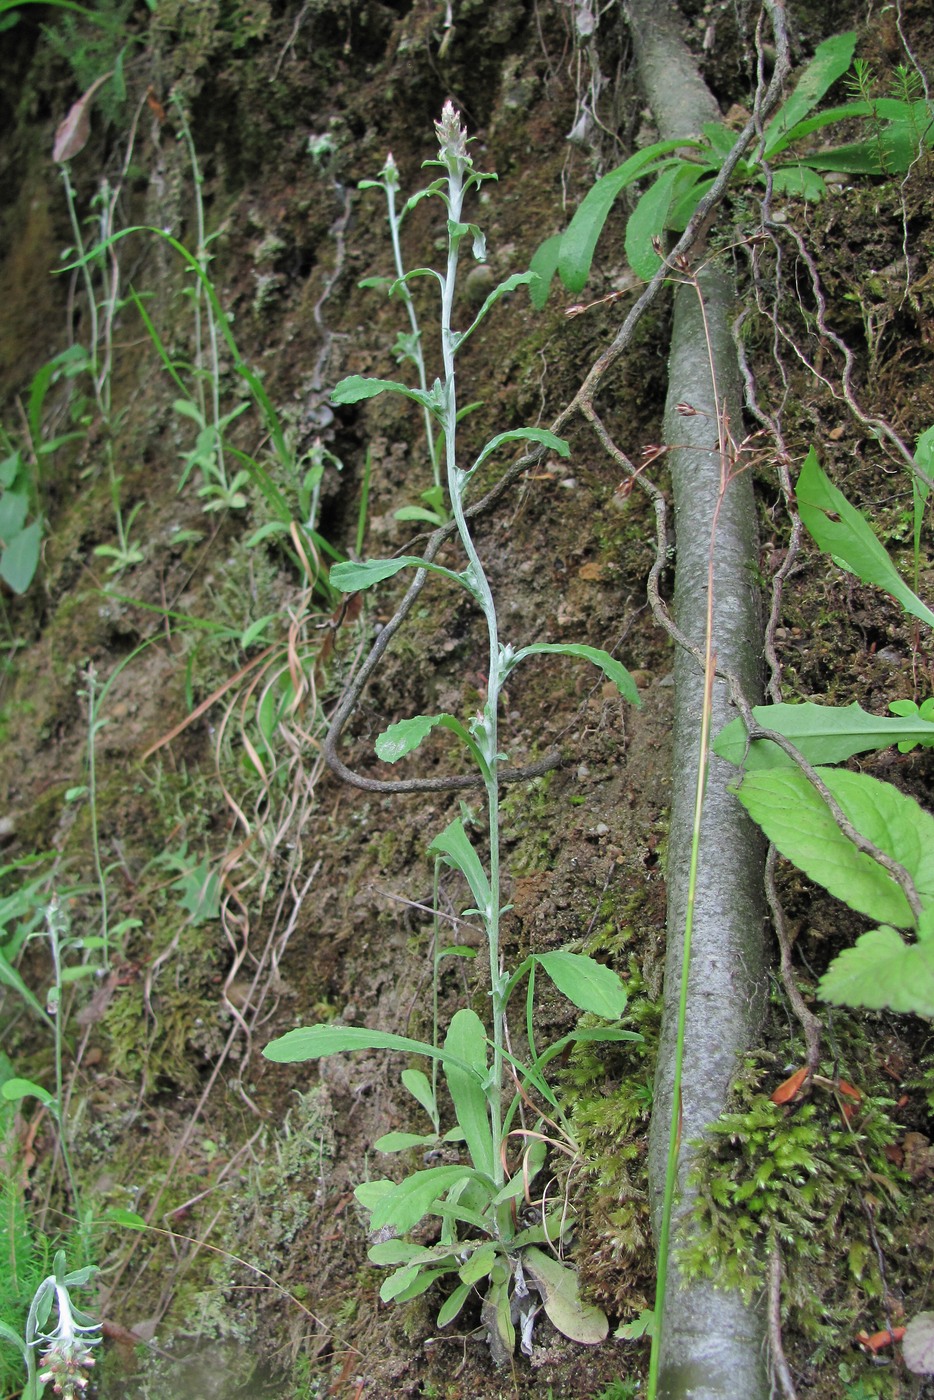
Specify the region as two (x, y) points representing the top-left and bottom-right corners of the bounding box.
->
(265, 104), (642, 1363)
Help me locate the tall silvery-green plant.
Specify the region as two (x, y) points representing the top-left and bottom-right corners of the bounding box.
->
(264, 104), (642, 1361)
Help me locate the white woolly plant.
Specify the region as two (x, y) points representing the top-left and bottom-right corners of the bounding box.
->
(265, 103), (641, 1362)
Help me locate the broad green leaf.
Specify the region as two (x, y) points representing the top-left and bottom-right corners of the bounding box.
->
(768, 164), (827, 200)
(796, 447), (934, 629)
(2, 1077), (53, 1107)
(471, 428), (570, 476)
(536, 951), (627, 1018)
(0, 520), (42, 594)
(763, 32), (857, 154)
(368, 1239), (436, 1266)
(375, 712), (472, 763)
(428, 818), (492, 917)
(528, 233), (562, 310)
(557, 141), (692, 292)
(353, 1179), (394, 1211)
(0, 488), (28, 536)
(331, 375), (439, 413)
(444, 1009), (494, 1178)
(437, 1281), (472, 1326)
(390, 1264), (453, 1303)
(819, 926), (934, 1018)
(522, 1245), (609, 1345)
(714, 700), (934, 769)
(379, 1263), (421, 1302)
(458, 1241), (500, 1286)
(508, 642), (640, 706)
(368, 1164), (476, 1233)
(401, 1067), (438, 1126)
(393, 505), (443, 525)
(263, 1023), (480, 1079)
(734, 767), (934, 929)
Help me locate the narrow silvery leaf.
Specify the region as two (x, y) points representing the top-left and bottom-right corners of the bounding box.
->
(331, 375), (436, 412)
(376, 713), (469, 763)
(508, 642), (640, 706)
(471, 428), (570, 476)
(428, 818), (492, 917)
(330, 556), (464, 593)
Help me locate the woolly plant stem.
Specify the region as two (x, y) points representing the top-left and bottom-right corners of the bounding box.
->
(437, 121), (506, 1193)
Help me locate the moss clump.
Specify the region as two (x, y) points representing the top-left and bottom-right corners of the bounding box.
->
(559, 964), (661, 1311)
(679, 1054), (905, 1355)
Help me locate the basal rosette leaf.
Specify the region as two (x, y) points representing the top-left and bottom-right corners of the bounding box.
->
(443, 1009), (495, 1179)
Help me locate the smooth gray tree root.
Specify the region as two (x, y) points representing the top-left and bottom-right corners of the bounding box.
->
(624, 1), (771, 1395)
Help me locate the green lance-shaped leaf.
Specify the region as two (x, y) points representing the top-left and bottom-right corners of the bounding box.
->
(456, 272), (539, 351)
(443, 1009), (494, 1178)
(625, 162), (708, 281)
(262, 1023), (481, 1079)
(1, 1077), (54, 1107)
(0, 520), (42, 594)
(401, 1067), (439, 1129)
(763, 31), (858, 155)
(554, 140), (695, 294)
(521, 1245), (609, 1345)
(734, 766), (934, 930)
(528, 233), (562, 310)
(330, 556), (466, 593)
(819, 926), (934, 1018)
(796, 447), (934, 629)
(507, 642), (640, 706)
(437, 1281), (472, 1327)
(0, 948), (55, 1028)
(714, 699), (934, 770)
(368, 1164), (479, 1234)
(428, 817), (492, 918)
(535, 951), (628, 1019)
